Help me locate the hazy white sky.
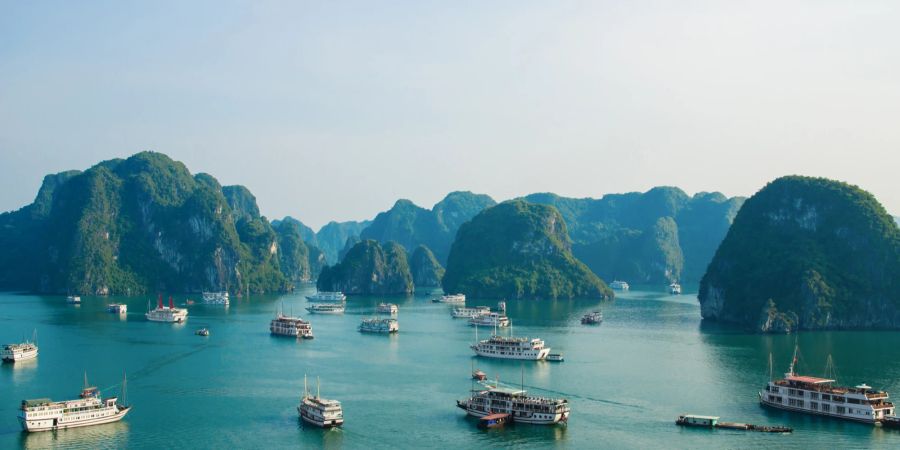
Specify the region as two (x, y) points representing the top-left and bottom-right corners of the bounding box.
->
(1, 1), (898, 229)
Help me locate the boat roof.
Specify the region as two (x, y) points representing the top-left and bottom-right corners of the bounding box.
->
(489, 387), (526, 396)
(786, 375), (835, 384)
(23, 398), (52, 407)
(480, 413), (510, 421)
(683, 414), (719, 420)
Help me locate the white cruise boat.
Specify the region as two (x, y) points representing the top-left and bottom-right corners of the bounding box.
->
(760, 349), (895, 423)
(669, 282), (682, 295)
(18, 374), (131, 432)
(66, 295), (81, 304)
(469, 312), (511, 328)
(376, 303), (398, 315)
(202, 291), (230, 305)
(610, 280), (630, 291)
(457, 385), (570, 425)
(2, 331), (38, 363)
(471, 335), (551, 360)
(358, 318), (398, 334)
(306, 303), (345, 314)
(452, 306), (491, 319)
(433, 293), (466, 303)
(298, 375), (344, 428)
(106, 304), (127, 314)
(271, 313), (314, 339)
(145, 295), (188, 323)
(306, 291), (346, 303)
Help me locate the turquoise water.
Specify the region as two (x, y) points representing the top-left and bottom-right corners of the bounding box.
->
(3, 286), (900, 449)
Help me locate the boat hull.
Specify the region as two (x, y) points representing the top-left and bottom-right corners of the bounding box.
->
(759, 394), (879, 424)
(298, 408), (343, 428)
(458, 402), (567, 425)
(19, 407), (131, 432)
(2, 349), (38, 362)
(471, 347), (550, 360)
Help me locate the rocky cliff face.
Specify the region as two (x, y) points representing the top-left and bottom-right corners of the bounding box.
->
(442, 201), (612, 300)
(316, 240), (414, 295)
(522, 188), (743, 284)
(699, 176), (900, 332)
(410, 245), (445, 287)
(315, 220), (370, 264)
(0, 152), (295, 295)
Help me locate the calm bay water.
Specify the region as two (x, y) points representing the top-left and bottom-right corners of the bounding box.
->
(3, 286), (900, 449)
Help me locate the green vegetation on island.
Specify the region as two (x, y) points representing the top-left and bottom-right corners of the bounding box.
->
(317, 240), (414, 295)
(410, 245), (445, 287)
(442, 200), (612, 300)
(699, 176), (900, 332)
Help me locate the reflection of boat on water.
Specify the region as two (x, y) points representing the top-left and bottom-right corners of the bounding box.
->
(18, 373), (131, 432)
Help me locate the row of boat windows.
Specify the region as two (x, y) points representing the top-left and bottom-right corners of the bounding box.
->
(770, 396), (874, 415)
(471, 400), (559, 412)
(768, 387), (866, 403)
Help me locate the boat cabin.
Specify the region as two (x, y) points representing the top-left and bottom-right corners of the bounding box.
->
(676, 414), (719, 427)
(478, 413), (511, 429)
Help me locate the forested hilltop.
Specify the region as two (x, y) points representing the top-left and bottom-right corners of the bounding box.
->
(699, 176), (900, 332)
(0, 152), (318, 295)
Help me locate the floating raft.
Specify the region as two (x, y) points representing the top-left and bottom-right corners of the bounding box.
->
(676, 414), (792, 433)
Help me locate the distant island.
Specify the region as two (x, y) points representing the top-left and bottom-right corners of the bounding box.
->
(316, 240), (414, 295)
(442, 200), (613, 300)
(699, 176), (900, 332)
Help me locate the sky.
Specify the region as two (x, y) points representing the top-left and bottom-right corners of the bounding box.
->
(1, 1), (898, 229)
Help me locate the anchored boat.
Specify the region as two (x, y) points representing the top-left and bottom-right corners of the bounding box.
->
(201, 291), (229, 305)
(452, 306), (490, 319)
(358, 318), (398, 334)
(2, 330), (38, 363)
(433, 294), (466, 303)
(468, 312), (510, 328)
(298, 375), (344, 428)
(581, 311), (602, 325)
(146, 295), (188, 323)
(457, 384), (569, 425)
(376, 303), (399, 315)
(306, 303), (345, 315)
(18, 373), (131, 432)
(270, 305), (314, 339)
(610, 280), (630, 291)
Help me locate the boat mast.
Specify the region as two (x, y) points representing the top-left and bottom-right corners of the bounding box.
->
(121, 370), (128, 407)
(304, 374), (308, 399)
(788, 344), (799, 377)
(317, 376), (320, 399)
(769, 353), (774, 382)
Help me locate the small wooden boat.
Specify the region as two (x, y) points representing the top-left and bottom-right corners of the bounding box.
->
(676, 414), (791, 433)
(472, 370), (487, 381)
(546, 353), (564, 362)
(478, 413), (511, 429)
(196, 328), (210, 336)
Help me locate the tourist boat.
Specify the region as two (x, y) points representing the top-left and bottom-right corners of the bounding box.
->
(759, 349), (895, 423)
(472, 369), (487, 381)
(196, 328), (210, 336)
(433, 293), (466, 303)
(18, 373), (131, 432)
(468, 312), (510, 328)
(581, 311), (602, 325)
(298, 375), (343, 428)
(306, 291), (346, 303)
(376, 303), (399, 315)
(358, 318), (398, 334)
(106, 303), (127, 314)
(478, 413), (511, 429)
(66, 295), (81, 304)
(145, 295), (188, 323)
(202, 291), (230, 305)
(270, 309), (314, 339)
(669, 282), (682, 295)
(546, 353), (564, 362)
(457, 384), (570, 425)
(305, 303), (345, 314)
(471, 335), (551, 360)
(610, 280), (630, 291)
(2, 331), (38, 363)
(452, 306), (490, 319)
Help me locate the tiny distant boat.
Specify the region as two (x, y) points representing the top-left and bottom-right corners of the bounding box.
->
(298, 375), (343, 428)
(376, 303), (399, 315)
(457, 384), (569, 425)
(196, 328), (210, 336)
(18, 373), (131, 432)
(146, 295), (188, 323)
(669, 282), (682, 295)
(581, 311), (602, 325)
(202, 291), (229, 305)
(433, 294), (465, 303)
(610, 280), (630, 291)
(106, 304), (127, 314)
(270, 305), (314, 339)
(358, 318), (398, 334)
(306, 303), (345, 315)
(452, 306), (490, 319)
(472, 370), (487, 381)
(66, 295), (81, 304)
(2, 330), (38, 363)
(468, 312), (510, 328)
(478, 412), (511, 429)
(546, 353), (564, 362)
(306, 291), (346, 303)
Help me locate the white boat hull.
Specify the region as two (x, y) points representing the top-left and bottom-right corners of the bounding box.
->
(2, 349), (38, 362)
(19, 407), (131, 432)
(298, 407), (343, 428)
(460, 404), (567, 425)
(759, 393), (879, 424)
(471, 347), (550, 360)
